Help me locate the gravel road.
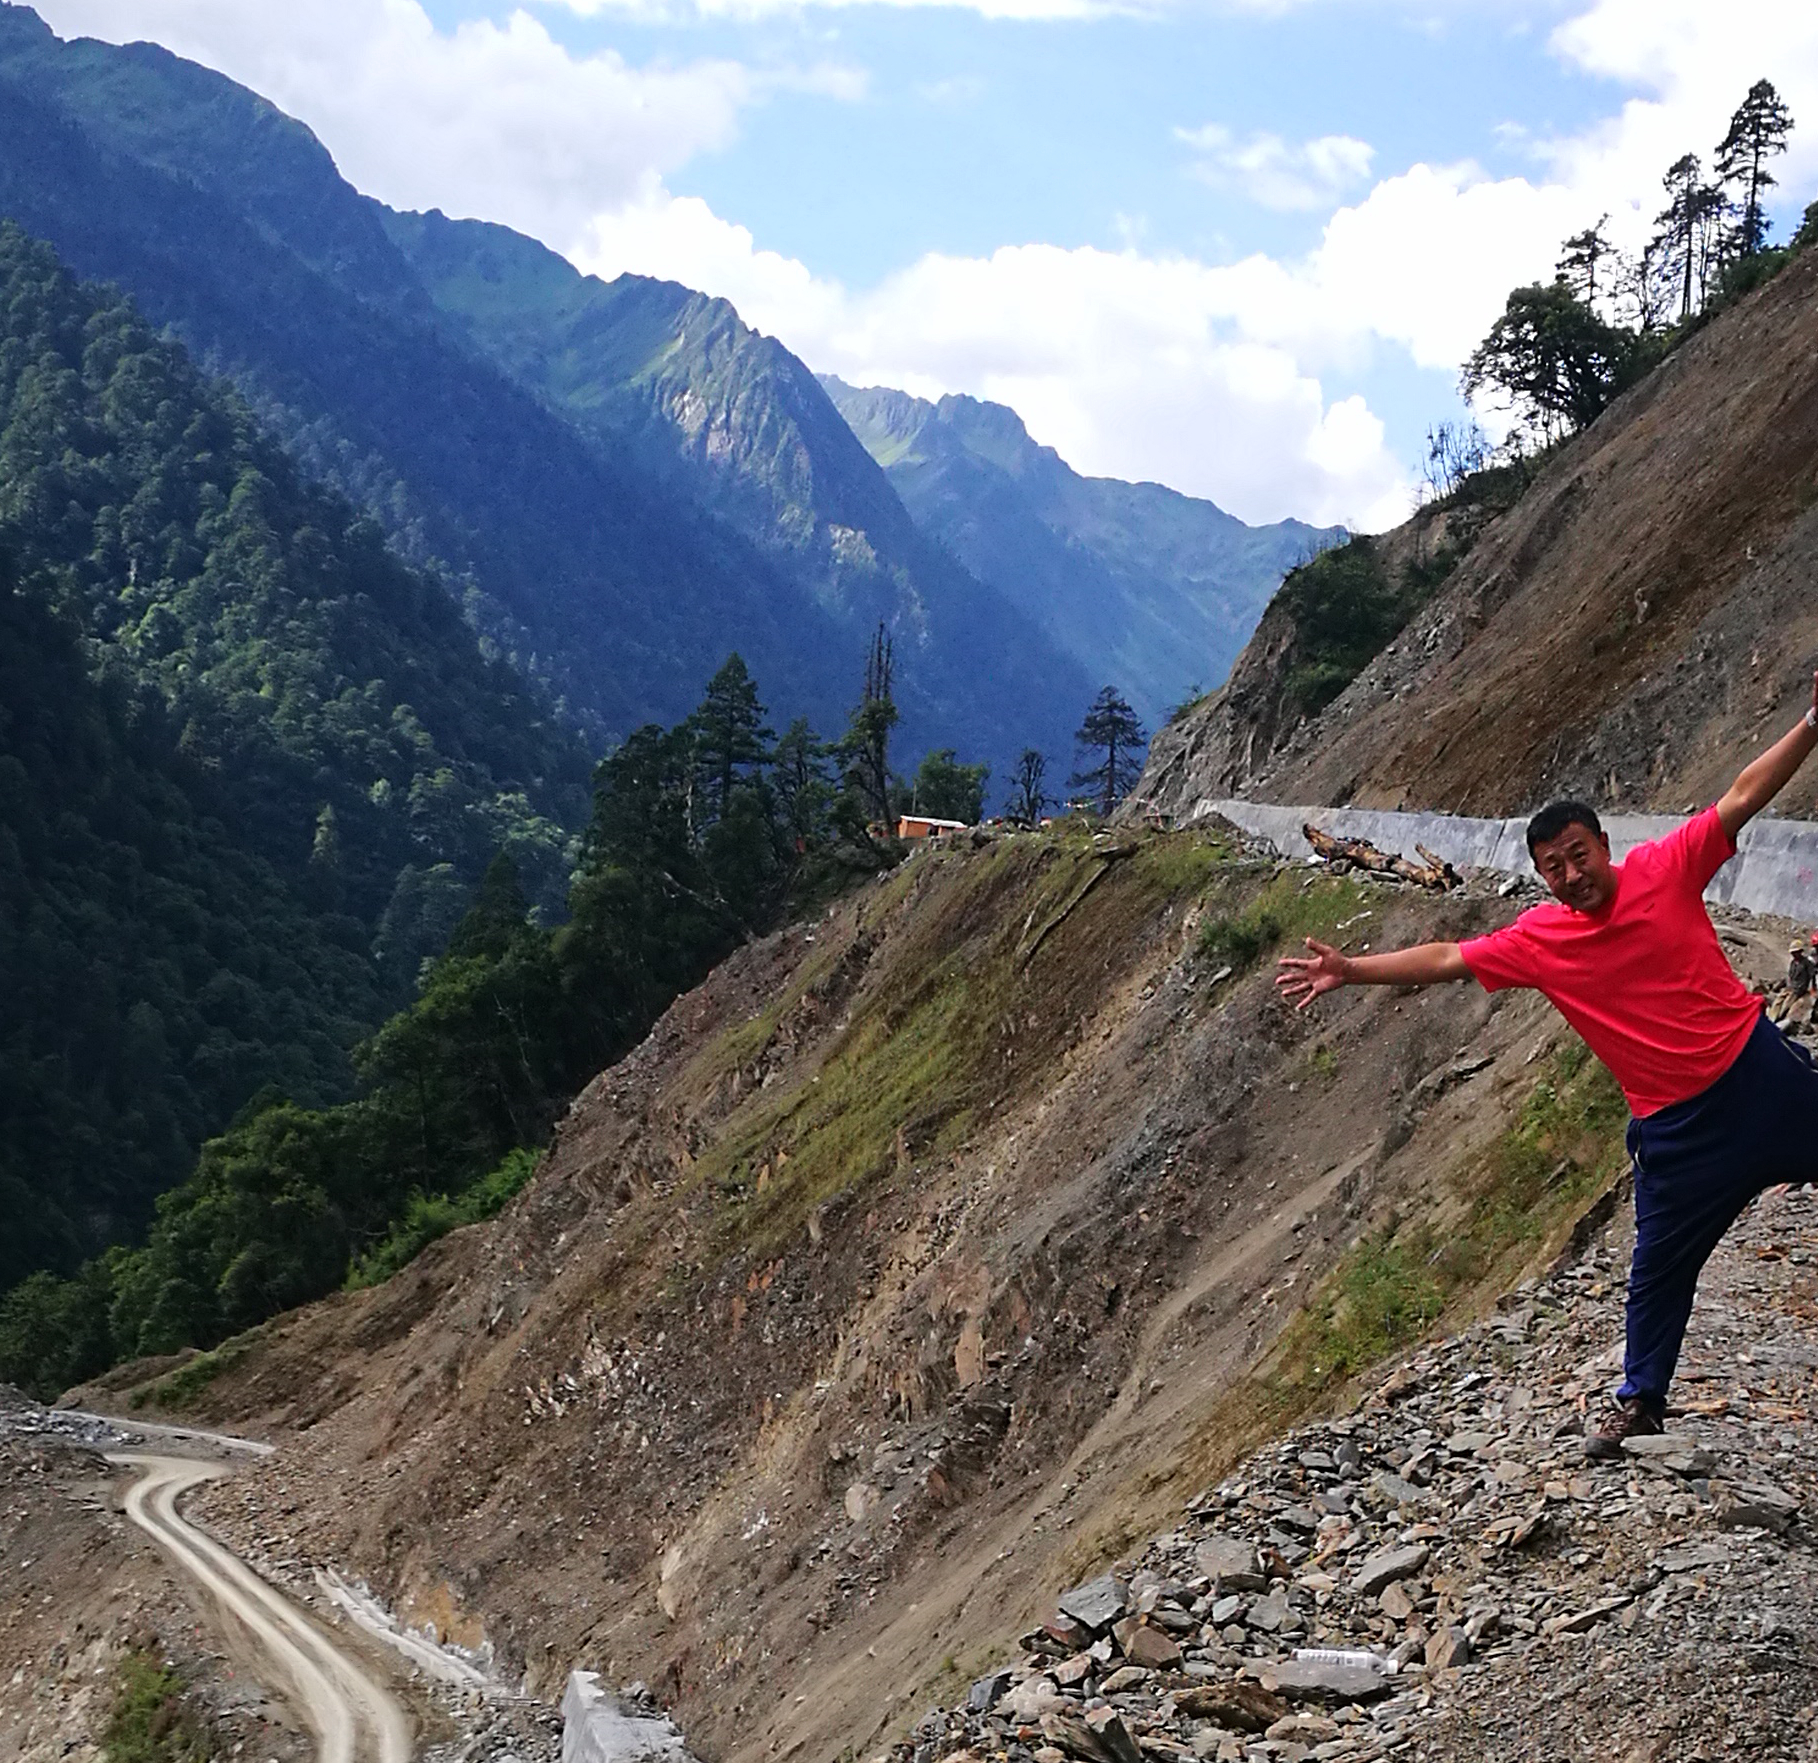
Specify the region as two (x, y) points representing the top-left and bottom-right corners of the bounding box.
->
(113, 1453), (413, 1763)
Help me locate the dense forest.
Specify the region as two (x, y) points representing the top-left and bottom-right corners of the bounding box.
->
(0, 637), (924, 1395)
(0, 218), (1039, 1397)
(0, 220), (586, 1291)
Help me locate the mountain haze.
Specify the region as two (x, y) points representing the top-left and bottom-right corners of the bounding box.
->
(824, 376), (1341, 730)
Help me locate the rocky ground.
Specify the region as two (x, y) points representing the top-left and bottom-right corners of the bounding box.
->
(887, 1184), (1818, 1763)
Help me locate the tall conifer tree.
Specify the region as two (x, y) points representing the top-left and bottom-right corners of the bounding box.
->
(1070, 688), (1147, 818)
(1716, 80), (1794, 259)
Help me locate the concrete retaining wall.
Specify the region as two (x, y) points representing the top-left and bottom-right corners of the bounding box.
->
(1197, 799), (1818, 925)
(561, 1672), (693, 1763)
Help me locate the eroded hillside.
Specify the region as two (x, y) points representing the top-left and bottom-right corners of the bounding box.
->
(1136, 245), (1818, 823)
(82, 824), (1679, 1763)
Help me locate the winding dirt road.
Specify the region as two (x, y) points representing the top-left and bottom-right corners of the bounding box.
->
(112, 1454), (413, 1763)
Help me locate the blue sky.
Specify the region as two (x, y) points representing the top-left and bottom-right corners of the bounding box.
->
(33, 0), (1818, 530)
(519, 3), (1599, 280)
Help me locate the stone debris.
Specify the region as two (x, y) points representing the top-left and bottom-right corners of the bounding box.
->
(882, 1186), (1818, 1763)
(1058, 1574), (1129, 1631)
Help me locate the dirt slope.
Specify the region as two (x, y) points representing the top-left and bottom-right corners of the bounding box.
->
(1136, 248), (1818, 822)
(74, 825), (1759, 1763)
(878, 1182), (1818, 1763)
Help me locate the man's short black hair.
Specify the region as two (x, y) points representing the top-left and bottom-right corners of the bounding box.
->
(1526, 799), (1604, 855)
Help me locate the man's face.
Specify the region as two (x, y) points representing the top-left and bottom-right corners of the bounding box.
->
(1531, 821), (1616, 913)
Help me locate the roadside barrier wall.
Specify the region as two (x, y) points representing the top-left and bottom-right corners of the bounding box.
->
(1198, 799), (1818, 925)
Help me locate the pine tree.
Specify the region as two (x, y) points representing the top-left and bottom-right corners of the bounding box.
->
(1070, 688), (1148, 818)
(771, 717), (833, 848)
(443, 852), (531, 962)
(689, 653), (772, 826)
(1715, 80), (1794, 259)
(839, 624), (898, 827)
(1556, 216), (1615, 308)
(1650, 154), (1727, 322)
(910, 749), (988, 824)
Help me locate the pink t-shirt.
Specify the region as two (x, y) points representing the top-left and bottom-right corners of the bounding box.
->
(1458, 806), (1760, 1116)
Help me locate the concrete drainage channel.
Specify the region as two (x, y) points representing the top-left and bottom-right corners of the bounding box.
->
(1198, 798), (1818, 922)
(560, 1673), (696, 1763)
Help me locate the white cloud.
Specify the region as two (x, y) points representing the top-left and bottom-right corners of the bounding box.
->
(545, 0), (1105, 20)
(1541, 1), (1818, 243)
(1177, 124), (1375, 212)
(31, 0), (1818, 538)
(31, 0), (859, 244)
(915, 73), (988, 106)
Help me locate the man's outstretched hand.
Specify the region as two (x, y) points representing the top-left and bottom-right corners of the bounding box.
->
(1276, 937), (1348, 1010)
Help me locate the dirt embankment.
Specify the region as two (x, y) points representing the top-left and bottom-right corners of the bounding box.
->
(73, 824), (1758, 1763)
(1137, 246), (1818, 824)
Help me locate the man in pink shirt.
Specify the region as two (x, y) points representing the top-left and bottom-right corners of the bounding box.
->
(1277, 676), (1818, 1458)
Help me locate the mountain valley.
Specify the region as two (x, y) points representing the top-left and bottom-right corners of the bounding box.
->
(0, 3), (1316, 781)
(824, 379), (1340, 734)
(9, 11), (1818, 1763)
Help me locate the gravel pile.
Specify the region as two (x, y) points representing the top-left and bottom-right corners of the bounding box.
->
(886, 1188), (1818, 1762)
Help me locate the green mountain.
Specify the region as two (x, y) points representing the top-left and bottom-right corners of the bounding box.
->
(0, 3), (1094, 773)
(822, 377), (1343, 730)
(0, 219), (586, 1289)
(379, 210), (1098, 766)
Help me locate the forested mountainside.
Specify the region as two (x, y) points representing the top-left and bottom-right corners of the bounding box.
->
(824, 377), (1341, 730)
(0, 4), (1103, 774)
(1133, 236), (1818, 826)
(0, 236), (932, 1383)
(0, 222), (584, 1288)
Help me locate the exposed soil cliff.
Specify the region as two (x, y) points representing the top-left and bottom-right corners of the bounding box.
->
(1135, 247), (1818, 823)
(73, 824), (1768, 1763)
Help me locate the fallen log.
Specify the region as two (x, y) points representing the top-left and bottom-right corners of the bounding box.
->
(1303, 824), (1461, 891)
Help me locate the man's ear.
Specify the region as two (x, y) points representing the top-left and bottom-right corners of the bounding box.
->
(1598, 831), (1611, 856)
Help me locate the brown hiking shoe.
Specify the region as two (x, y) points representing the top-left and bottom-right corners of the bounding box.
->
(1583, 1395), (1665, 1461)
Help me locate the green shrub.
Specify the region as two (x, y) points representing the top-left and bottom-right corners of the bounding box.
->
(345, 1147), (542, 1289)
(1196, 909), (1283, 970)
(1276, 538), (1446, 721)
(103, 1653), (209, 1763)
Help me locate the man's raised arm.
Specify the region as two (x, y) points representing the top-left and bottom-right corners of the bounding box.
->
(1716, 669), (1818, 842)
(1275, 937), (1470, 1010)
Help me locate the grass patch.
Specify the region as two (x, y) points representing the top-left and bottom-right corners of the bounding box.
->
(699, 831), (1248, 1264)
(1130, 832), (1233, 897)
(103, 1651), (210, 1763)
(1197, 870), (1368, 973)
(344, 1147), (543, 1290)
(1263, 1038), (1624, 1405)
(129, 1327), (266, 1411)
(1197, 910), (1282, 970)
(704, 972), (978, 1260)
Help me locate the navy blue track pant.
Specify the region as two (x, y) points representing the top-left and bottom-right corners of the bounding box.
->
(1619, 1011), (1818, 1404)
